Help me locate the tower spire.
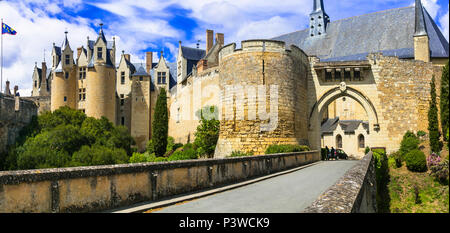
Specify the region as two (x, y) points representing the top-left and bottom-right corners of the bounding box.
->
(313, 0), (325, 13)
(414, 0), (427, 36)
(310, 0), (330, 37)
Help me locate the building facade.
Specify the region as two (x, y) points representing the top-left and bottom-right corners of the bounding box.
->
(29, 0), (448, 157)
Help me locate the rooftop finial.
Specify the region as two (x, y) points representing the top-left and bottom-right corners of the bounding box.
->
(197, 40), (200, 49)
(100, 23), (103, 31)
(414, 0), (427, 36)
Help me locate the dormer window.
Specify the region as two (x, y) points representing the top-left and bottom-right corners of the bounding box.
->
(97, 47), (103, 60)
(158, 72), (166, 84)
(65, 54), (70, 65)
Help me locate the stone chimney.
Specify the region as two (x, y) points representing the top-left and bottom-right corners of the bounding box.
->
(206, 29), (214, 54)
(146, 52), (153, 74)
(216, 33), (224, 46)
(40, 62), (48, 95)
(4, 81), (11, 95)
(14, 85), (18, 96)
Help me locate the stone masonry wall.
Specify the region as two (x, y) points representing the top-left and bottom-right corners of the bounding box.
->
(371, 54), (443, 153)
(0, 94), (38, 153)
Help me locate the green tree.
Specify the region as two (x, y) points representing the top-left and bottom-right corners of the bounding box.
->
(152, 88), (169, 157)
(428, 76), (441, 153)
(440, 62), (449, 142)
(193, 106), (220, 158)
(71, 145), (129, 167)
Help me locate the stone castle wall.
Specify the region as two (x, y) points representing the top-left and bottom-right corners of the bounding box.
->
(130, 76), (151, 152)
(370, 54), (443, 153)
(0, 94), (38, 153)
(215, 40), (310, 158)
(168, 67), (220, 144)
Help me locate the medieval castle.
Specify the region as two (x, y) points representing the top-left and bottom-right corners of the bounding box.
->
(13, 0), (448, 158)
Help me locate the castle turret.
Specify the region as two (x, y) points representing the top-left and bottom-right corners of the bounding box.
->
(51, 31), (77, 111)
(309, 0), (330, 37)
(85, 24), (116, 123)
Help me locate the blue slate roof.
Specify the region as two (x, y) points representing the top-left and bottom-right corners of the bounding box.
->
(133, 65), (149, 76)
(272, 6), (449, 61)
(181, 46), (205, 61)
(321, 118), (369, 134)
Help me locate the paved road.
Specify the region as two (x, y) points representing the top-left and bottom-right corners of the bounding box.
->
(152, 160), (358, 213)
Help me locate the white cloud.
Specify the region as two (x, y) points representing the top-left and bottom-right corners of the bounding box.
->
(0, 1), (97, 96)
(439, 5), (449, 42)
(422, 0), (440, 19)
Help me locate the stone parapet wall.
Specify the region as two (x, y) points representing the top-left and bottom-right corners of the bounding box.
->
(303, 152), (377, 213)
(0, 150), (319, 213)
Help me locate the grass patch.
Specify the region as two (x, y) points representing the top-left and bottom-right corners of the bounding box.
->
(387, 161), (449, 213)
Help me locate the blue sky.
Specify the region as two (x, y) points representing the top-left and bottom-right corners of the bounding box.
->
(0, 0), (448, 96)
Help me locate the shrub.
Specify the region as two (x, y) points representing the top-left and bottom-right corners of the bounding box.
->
(430, 160), (449, 184)
(417, 130), (426, 137)
(265, 144), (310, 154)
(129, 152), (155, 163)
(71, 145), (129, 167)
(405, 149), (427, 172)
(168, 147), (198, 161)
(390, 151), (403, 168)
(399, 132), (420, 157)
(365, 146), (371, 154)
(373, 150), (389, 186)
(193, 106), (220, 158)
(229, 151), (253, 158)
(427, 153), (441, 168)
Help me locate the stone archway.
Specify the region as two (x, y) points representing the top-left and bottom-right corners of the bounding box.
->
(308, 83), (380, 150)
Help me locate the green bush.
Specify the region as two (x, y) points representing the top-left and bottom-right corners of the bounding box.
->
(405, 149), (427, 172)
(193, 106), (220, 158)
(129, 152), (155, 163)
(265, 144), (310, 155)
(365, 146), (371, 154)
(399, 132), (420, 157)
(229, 151), (253, 158)
(390, 151), (403, 168)
(168, 147), (198, 161)
(417, 130), (427, 137)
(71, 145), (129, 167)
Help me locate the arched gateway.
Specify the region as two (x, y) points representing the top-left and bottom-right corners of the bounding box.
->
(308, 83), (380, 151)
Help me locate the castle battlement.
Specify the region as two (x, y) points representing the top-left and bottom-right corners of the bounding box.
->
(219, 39), (308, 63)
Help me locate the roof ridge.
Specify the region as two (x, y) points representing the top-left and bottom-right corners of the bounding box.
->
(274, 6), (415, 39)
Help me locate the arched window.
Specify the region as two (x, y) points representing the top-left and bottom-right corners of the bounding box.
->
(336, 134), (342, 149)
(358, 134), (365, 148)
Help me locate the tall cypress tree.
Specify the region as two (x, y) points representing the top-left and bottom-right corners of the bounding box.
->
(428, 76), (440, 153)
(152, 88), (168, 157)
(440, 62), (449, 142)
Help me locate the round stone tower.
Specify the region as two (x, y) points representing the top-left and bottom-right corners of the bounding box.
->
(51, 33), (77, 112)
(85, 64), (116, 123)
(215, 40), (310, 157)
(85, 26), (116, 123)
